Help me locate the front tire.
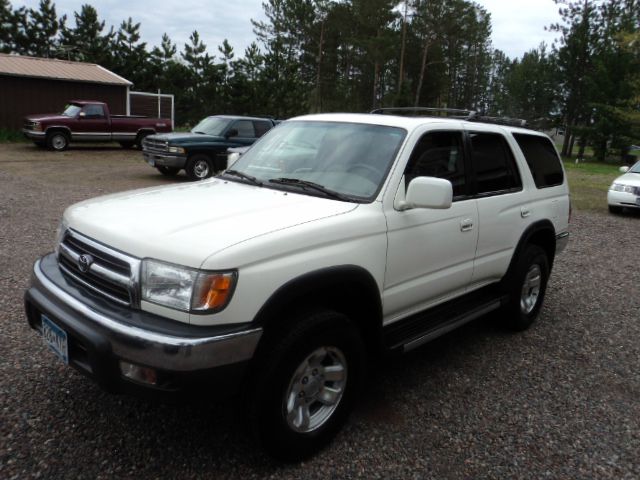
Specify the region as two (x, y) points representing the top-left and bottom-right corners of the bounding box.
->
(46, 132), (69, 151)
(246, 310), (365, 461)
(500, 244), (549, 331)
(185, 154), (214, 180)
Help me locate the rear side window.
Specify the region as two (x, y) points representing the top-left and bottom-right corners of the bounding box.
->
(253, 121), (272, 138)
(513, 134), (564, 188)
(469, 132), (521, 194)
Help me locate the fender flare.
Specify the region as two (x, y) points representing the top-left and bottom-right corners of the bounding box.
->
(252, 265), (384, 351)
(503, 219), (557, 282)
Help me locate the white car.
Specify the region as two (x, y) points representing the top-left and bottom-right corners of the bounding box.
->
(25, 111), (570, 460)
(607, 161), (640, 213)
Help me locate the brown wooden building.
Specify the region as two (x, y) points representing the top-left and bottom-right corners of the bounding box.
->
(0, 54), (132, 130)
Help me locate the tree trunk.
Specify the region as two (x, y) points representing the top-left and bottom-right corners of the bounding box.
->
(373, 61), (381, 109)
(315, 19), (325, 112)
(414, 40), (430, 107)
(397, 0), (408, 96)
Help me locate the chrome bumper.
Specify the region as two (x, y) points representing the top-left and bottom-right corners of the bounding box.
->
(23, 129), (45, 139)
(143, 151), (187, 169)
(26, 257), (262, 373)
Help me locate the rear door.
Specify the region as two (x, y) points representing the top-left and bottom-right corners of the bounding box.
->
(464, 127), (529, 288)
(384, 128), (479, 322)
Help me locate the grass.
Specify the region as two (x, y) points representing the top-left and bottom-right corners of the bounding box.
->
(0, 129), (27, 143)
(563, 159), (622, 213)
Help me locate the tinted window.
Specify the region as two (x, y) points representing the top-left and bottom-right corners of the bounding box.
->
(405, 131), (466, 198)
(469, 132), (521, 194)
(253, 121), (272, 137)
(83, 104), (105, 118)
(233, 120), (255, 138)
(513, 134), (564, 188)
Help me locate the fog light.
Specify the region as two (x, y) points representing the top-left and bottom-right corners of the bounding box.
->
(119, 361), (158, 385)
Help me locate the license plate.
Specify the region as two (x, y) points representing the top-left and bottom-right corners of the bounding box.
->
(42, 315), (69, 364)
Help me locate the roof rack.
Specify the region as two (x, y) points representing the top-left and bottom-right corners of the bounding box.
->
(370, 107), (528, 128)
(370, 107), (475, 119)
(466, 113), (528, 128)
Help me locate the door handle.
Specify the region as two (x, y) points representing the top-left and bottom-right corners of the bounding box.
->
(460, 218), (474, 232)
(521, 208), (531, 218)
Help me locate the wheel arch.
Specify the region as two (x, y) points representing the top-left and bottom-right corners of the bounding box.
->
(503, 220), (557, 282)
(45, 126), (71, 138)
(252, 265), (384, 355)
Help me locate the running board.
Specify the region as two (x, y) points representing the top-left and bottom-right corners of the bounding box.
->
(383, 288), (507, 353)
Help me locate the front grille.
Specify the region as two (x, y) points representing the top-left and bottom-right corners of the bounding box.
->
(143, 137), (168, 153)
(58, 230), (139, 307)
(23, 120), (37, 130)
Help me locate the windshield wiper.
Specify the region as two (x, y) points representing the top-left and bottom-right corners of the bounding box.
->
(223, 169), (263, 186)
(268, 177), (351, 201)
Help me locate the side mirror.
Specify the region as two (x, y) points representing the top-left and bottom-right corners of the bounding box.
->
(398, 177), (453, 211)
(78, 112), (86, 119)
(226, 128), (238, 138)
(619, 166), (630, 173)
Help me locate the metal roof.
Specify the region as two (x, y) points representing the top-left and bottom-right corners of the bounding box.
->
(0, 54), (132, 86)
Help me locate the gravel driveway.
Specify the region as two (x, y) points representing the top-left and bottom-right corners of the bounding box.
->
(1, 143), (638, 479)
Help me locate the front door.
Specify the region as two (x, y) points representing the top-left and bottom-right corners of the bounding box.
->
(384, 129), (478, 324)
(74, 104), (110, 141)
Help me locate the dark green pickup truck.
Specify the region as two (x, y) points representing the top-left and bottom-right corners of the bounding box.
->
(142, 115), (277, 180)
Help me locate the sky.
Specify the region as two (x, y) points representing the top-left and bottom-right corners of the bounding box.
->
(11, 0), (562, 60)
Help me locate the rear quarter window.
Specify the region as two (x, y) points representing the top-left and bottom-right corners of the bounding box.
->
(513, 134), (564, 188)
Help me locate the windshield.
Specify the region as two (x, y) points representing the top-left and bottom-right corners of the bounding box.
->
(629, 161), (640, 173)
(61, 104), (82, 117)
(191, 117), (231, 136)
(226, 121), (406, 201)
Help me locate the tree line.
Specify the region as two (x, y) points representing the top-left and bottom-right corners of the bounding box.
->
(1, 0), (639, 161)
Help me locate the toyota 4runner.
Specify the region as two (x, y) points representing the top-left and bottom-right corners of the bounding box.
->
(24, 110), (570, 461)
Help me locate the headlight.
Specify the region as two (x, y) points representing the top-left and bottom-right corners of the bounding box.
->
(33, 121), (43, 132)
(141, 259), (236, 313)
(610, 183), (634, 193)
(54, 218), (68, 255)
(168, 146), (185, 154)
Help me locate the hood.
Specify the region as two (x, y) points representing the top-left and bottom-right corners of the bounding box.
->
(65, 179), (358, 268)
(149, 132), (223, 144)
(25, 114), (69, 122)
(615, 171), (640, 187)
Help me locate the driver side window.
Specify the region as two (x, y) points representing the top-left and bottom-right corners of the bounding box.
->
(405, 131), (466, 198)
(82, 104), (105, 119)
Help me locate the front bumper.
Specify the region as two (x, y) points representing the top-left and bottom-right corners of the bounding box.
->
(607, 190), (640, 209)
(24, 254), (262, 394)
(23, 129), (45, 140)
(143, 151), (187, 169)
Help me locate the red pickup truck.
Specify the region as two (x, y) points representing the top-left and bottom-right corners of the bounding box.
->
(22, 100), (173, 151)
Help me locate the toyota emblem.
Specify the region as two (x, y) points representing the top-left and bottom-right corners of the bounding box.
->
(78, 254), (94, 273)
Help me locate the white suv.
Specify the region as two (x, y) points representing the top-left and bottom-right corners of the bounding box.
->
(25, 111), (570, 460)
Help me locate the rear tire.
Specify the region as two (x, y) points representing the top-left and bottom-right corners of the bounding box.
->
(608, 205), (623, 214)
(500, 244), (549, 331)
(156, 166), (181, 177)
(185, 154), (214, 180)
(245, 309), (365, 462)
(46, 131), (69, 151)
